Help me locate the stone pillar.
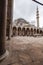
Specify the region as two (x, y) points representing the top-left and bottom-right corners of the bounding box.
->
(0, 0), (8, 60)
(7, 0), (13, 40)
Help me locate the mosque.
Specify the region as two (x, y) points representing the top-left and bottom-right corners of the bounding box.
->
(12, 6), (43, 36)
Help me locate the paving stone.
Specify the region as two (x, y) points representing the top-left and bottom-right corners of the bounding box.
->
(0, 37), (43, 65)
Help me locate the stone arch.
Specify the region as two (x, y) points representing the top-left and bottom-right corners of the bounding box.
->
(40, 30), (43, 34)
(13, 26), (17, 36)
(37, 29), (39, 34)
(18, 27), (21, 36)
(34, 29), (37, 34)
(22, 27), (26, 36)
(30, 28), (33, 36)
(26, 28), (30, 36)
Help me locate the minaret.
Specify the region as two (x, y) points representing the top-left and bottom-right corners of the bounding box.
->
(36, 6), (39, 28)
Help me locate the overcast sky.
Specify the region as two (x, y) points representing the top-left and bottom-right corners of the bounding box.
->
(13, 0), (43, 27)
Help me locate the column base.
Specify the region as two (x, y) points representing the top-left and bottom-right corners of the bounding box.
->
(0, 50), (9, 61)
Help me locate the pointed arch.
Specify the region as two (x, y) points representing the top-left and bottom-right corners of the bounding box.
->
(30, 28), (33, 36)
(13, 26), (17, 36)
(34, 29), (37, 34)
(18, 27), (21, 36)
(37, 29), (39, 34)
(22, 27), (26, 36)
(26, 28), (30, 36)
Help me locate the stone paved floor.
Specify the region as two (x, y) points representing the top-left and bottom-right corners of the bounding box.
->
(0, 36), (43, 65)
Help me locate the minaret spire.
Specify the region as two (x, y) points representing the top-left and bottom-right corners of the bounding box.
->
(36, 6), (39, 28)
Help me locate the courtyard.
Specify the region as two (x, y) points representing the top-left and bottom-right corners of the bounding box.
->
(0, 36), (43, 65)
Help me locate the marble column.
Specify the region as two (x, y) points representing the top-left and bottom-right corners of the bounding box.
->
(7, 0), (13, 40)
(0, 0), (8, 60)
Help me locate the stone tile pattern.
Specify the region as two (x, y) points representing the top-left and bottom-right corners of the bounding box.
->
(0, 36), (43, 65)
